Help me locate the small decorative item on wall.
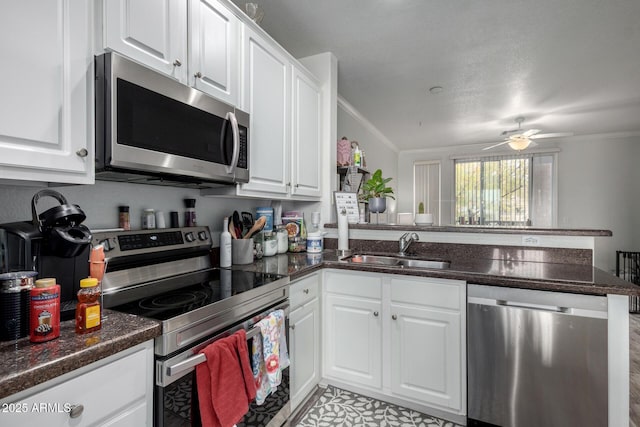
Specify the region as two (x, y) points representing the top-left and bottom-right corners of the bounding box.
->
(337, 137), (351, 166)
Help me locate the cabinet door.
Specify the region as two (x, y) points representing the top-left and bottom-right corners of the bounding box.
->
(291, 66), (322, 198)
(238, 25), (291, 196)
(0, 343), (152, 426)
(103, 0), (187, 82)
(324, 293), (382, 389)
(188, 0), (239, 106)
(290, 299), (320, 410)
(0, 0), (93, 184)
(390, 304), (462, 411)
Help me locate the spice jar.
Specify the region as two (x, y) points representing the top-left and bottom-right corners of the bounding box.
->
(142, 208), (156, 229)
(118, 206), (130, 230)
(184, 199), (197, 227)
(75, 278), (101, 334)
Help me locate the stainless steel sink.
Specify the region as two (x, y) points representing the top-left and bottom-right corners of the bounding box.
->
(344, 254), (450, 269)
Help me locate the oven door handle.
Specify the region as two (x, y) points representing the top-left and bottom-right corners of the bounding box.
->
(166, 326), (263, 377)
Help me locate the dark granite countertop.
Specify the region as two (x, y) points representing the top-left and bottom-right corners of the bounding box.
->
(0, 310), (160, 400)
(324, 223), (613, 236)
(241, 251), (640, 296)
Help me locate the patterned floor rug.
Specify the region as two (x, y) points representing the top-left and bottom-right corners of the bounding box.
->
(295, 386), (463, 427)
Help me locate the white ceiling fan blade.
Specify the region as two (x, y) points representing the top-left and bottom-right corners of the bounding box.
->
(530, 132), (574, 139)
(483, 140), (510, 150)
(522, 129), (540, 137)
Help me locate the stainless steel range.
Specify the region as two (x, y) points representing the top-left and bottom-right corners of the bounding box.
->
(93, 227), (290, 427)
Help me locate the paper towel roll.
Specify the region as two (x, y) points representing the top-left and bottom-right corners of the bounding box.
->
(338, 209), (349, 250)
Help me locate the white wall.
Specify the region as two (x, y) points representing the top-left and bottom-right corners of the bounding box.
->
(397, 135), (640, 272)
(556, 135), (640, 271)
(0, 181), (319, 246)
(337, 97), (399, 217)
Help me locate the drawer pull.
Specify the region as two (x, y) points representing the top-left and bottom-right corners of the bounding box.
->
(373, 311), (379, 317)
(392, 314), (397, 320)
(69, 404), (84, 419)
(303, 289), (309, 294)
(290, 324), (295, 330)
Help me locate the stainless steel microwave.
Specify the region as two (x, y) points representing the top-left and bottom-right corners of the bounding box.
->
(95, 52), (249, 187)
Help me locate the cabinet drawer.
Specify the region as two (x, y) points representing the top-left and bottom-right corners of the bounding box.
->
(290, 273), (319, 309)
(390, 277), (463, 311)
(324, 270), (382, 299)
(2, 345), (151, 426)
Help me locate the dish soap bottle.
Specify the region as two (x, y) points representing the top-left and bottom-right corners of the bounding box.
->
(75, 278), (101, 334)
(220, 217), (232, 267)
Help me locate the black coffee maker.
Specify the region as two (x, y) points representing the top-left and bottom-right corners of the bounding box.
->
(0, 190), (92, 320)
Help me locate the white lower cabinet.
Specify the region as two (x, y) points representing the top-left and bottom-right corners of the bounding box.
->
(323, 270), (466, 418)
(289, 273), (321, 411)
(0, 341), (154, 427)
(389, 276), (464, 411)
(323, 273), (382, 389)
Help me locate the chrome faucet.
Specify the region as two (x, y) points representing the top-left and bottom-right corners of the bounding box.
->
(398, 232), (419, 255)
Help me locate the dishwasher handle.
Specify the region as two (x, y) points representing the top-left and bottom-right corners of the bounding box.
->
(496, 299), (568, 313)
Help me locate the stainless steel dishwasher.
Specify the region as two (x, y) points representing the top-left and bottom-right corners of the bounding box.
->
(467, 284), (608, 427)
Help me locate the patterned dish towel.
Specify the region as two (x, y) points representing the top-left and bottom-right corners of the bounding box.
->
(252, 309), (290, 405)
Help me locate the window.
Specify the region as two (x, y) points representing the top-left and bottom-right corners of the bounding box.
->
(414, 161), (440, 224)
(454, 153), (555, 226)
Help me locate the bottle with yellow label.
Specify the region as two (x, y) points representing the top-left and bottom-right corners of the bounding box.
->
(75, 278), (101, 334)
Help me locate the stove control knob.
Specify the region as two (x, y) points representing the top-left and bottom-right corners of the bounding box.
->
(99, 239), (112, 251)
(198, 231), (208, 241)
(185, 232), (196, 242)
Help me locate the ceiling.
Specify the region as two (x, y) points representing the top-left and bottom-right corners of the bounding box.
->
(231, 0), (640, 151)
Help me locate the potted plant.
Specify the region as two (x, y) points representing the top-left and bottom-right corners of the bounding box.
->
(414, 201), (433, 225)
(359, 169), (395, 213)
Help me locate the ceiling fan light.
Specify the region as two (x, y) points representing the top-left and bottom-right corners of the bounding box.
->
(507, 136), (531, 151)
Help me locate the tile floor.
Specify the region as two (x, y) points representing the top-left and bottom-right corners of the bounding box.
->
(294, 386), (461, 427)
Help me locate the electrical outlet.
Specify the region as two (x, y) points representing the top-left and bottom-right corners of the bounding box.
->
(521, 235), (541, 246)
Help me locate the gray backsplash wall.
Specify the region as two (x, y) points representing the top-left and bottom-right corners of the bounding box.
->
(0, 181), (321, 246)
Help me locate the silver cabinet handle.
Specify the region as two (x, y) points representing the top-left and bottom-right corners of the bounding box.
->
(373, 311), (379, 317)
(303, 289), (309, 294)
(392, 314), (397, 320)
(290, 324), (295, 330)
(173, 59), (182, 67)
(195, 71), (202, 78)
(69, 404), (84, 419)
(76, 148), (88, 158)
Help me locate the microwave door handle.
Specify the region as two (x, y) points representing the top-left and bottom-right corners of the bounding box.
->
(225, 111), (240, 175)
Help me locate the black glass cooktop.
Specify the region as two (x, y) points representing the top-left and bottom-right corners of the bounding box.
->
(109, 268), (286, 321)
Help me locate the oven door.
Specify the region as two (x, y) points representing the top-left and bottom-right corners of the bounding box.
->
(155, 302), (290, 427)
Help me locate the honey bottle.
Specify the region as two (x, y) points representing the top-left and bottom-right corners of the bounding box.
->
(75, 278), (101, 334)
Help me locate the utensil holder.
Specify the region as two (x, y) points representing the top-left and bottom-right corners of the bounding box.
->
(232, 238), (254, 264)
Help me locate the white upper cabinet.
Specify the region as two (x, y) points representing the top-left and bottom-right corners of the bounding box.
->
(103, 0), (188, 82)
(237, 24), (291, 196)
(188, 0), (239, 106)
(0, 0), (94, 184)
(291, 66), (322, 198)
(102, 0), (239, 105)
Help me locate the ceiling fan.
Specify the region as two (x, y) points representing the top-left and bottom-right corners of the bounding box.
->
(483, 116), (573, 151)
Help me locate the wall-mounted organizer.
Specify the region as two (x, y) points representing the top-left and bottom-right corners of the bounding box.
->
(337, 166), (369, 193)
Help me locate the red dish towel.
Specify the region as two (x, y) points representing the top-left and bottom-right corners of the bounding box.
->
(196, 330), (257, 427)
